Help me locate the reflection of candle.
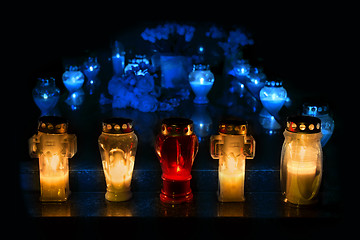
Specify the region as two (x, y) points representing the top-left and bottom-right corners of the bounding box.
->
(39, 154), (69, 202)
(285, 147), (320, 205)
(65, 89), (85, 110)
(218, 154), (245, 202)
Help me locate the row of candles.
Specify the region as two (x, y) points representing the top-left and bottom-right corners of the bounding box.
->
(30, 46), (334, 207)
(29, 115), (324, 207)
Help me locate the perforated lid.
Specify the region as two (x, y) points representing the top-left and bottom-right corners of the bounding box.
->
(302, 102), (329, 116)
(102, 118), (134, 134)
(218, 119), (248, 135)
(38, 116), (68, 134)
(161, 117), (194, 136)
(265, 80), (283, 87)
(286, 116), (321, 134)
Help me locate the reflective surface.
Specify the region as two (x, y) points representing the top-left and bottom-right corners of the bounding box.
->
(20, 71), (341, 218)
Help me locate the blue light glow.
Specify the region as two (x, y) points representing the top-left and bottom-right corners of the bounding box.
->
(302, 103), (335, 146)
(189, 64), (214, 104)
(259, 81), (287, 115)
(198, 46), (204, 53)
(32, 78), (60, 116)
(65, 89), (85, 110)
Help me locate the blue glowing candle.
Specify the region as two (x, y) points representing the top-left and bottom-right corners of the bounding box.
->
(260, 80), (287, 115)
(112, 40), (125, 76)
(189, 64), (214, 104)
(62, 65), (84, 93)
(233, 60), (250, 78)
(32, 78), (60, 116)
(83, 57), (100, 93)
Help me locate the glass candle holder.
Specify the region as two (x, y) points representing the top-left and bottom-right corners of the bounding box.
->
(155, 118), (199, 204)
(62, 65), (85, 93)
(98, 118), (138, 202)
(112, 40), (126, 76)
(302, 102), (335, 147)
(189, 64), (214, 104)
(210, 119), (255, 202)
(280, 116), (323, 206)
(29, 116), (77, 202)
(83, 57), (100, 94)
(232, 59), (250, 78)
(62, 65), (85, 109)
(32, 78), (60, 116)
(259, 80), (287, 116)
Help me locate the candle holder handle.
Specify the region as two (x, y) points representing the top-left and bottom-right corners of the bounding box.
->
(210, 135), (223, 159)
(61, 134), (77, 158)
(29, 134), (40, 158)
(243, 135), (256, 159)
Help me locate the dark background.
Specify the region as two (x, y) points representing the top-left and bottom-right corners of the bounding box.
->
(15, 3), (348, 239)
(21, 4), (341, 108)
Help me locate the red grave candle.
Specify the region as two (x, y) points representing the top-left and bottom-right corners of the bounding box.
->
(155, 118), (199, 204)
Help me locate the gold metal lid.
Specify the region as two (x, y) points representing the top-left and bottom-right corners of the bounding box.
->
(102, 118), (134, 134)
(161, 117), (194, 136)
(286, 115), (321, 134)
(218, 119), (248, 135)
(38, 116), (68, 134)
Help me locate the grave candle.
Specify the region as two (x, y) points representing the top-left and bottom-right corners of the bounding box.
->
(29, 116), (76, 202)
(260, 80), (287, 115)
(280, 116), (323, 206)
(98, 118), (138, 201)
(189, 64), (214, 104)
(155, 118), (198, 204)
(211, 119), (255, 202)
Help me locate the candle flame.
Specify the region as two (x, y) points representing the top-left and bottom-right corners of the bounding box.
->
(44, 151), (60, 172)
(226, 153), (237, 171)
(107, 149), (134, 187)
(175, 139), (184, 173)
(287, 146), (317, 175)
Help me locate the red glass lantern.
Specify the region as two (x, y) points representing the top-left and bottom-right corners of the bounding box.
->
(155, 118), (199, 204)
